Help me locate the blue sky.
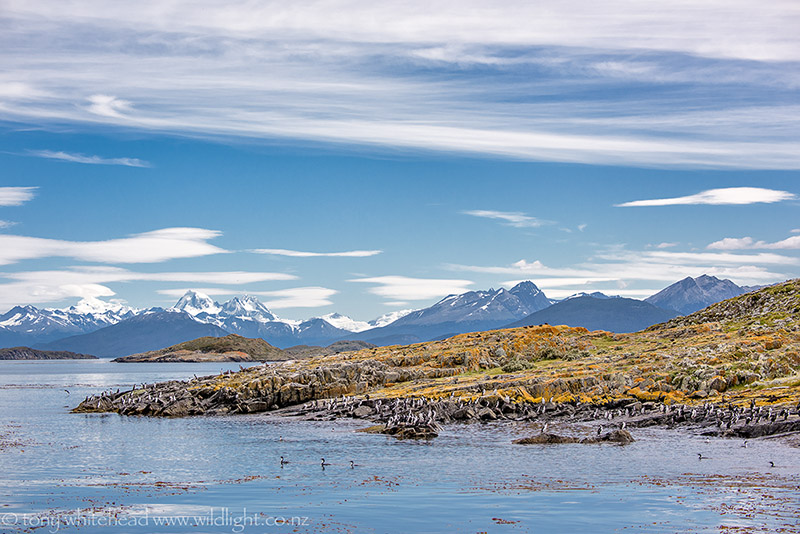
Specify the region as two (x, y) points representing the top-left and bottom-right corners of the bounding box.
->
(1, 1), (799, 319)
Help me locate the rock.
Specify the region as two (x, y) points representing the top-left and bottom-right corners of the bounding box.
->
(581, 429), (635, 445)
(452, 407), (476, 420)
(513, 433), (580, 444)
(352, 405), (375, 418)
(708, 376), (727, 392)
(476, 407), (497, 420)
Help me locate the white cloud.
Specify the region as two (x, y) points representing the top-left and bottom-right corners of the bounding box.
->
(655, 242), (678, 249)
(0, 220), (17, 229)
(708, 235), (800, 250)
(0, 227), (226, 265)
(0, 187), (37, 206)
(463, 210), (547, 228)
(792, 229), (800, 234)
(707, 237), (756, 250)
(616, 187), (796, 207)
(253, 287), (337, 309)
(29, 150), (150, 167)
(86, 94), (132, 118)
(350, 275), (474, 301)
(577, 224), (587, 232)
(251, 248), (382, 257)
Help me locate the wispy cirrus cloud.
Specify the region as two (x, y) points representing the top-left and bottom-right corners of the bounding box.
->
(0, 227), (226, 265)
(251, 248), (382, 258)
(0, 187), (37, 206)
(2, 2), (800, 168)
(29, 150), (150, 167)
(463, 210), (548, 228)
(0, 220), (17, 229)
(350, 275), (473, 301)
(616, 187), (796, 207)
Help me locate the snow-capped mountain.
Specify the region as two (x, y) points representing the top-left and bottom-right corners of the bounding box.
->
(389, 281), (552, 327)
(644, 275), (750, 315)
(220, 295), (278, 323)
(349, 281), (553, 346)
(317, 313), (372, 333)
(0, 299), (139, 345)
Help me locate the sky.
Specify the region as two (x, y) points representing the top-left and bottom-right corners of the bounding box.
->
(1, 1), (799, 320)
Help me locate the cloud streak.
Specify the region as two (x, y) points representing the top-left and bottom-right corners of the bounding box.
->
(463, 210), (548, 228)
(0, 227), (227, 265)
(29, 150), (150, 167)
(616, 187), (796, 207)
(0, 187), (37, 206)
(251, 248), (382, 258)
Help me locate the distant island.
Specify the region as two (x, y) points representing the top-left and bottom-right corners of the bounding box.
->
(113, 334), (287, 362)
(0, 346), (97, 360)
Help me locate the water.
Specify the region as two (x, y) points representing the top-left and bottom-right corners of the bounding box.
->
(1, 360), (798, 533)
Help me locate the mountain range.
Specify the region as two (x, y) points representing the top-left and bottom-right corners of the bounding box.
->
(0, 275), (762, 356)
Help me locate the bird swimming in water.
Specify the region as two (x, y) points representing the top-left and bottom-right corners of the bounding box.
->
(350, 460), (359, 468)
(64, 389), (70, 395)
(280, 456), (289, 467)
(769, 461), (775, 468)
(321, 458), (331, 468)
(698, 453), (710, 460)
(742, 440), (748, 448)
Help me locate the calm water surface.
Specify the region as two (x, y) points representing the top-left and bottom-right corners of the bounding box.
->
(1, 360), (798, 533)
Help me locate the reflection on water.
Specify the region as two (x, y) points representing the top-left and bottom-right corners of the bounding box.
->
(1, 360), (798, 533)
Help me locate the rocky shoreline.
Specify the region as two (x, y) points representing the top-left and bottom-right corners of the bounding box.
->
(73, 363), (800, 443)
(73, 280), (800, 444)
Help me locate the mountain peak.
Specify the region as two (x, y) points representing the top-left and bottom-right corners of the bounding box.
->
(645, 275), (745, 315)
(172, 290), (221, 316)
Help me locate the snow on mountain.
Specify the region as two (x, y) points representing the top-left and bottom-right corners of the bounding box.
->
(220, 295), (278, 323)
(369, 309), (414, 328)
(0, 299), (139, 344)
(171, 290), (222, 316)
(645, 275), (748, 315)
(317, 313), (372, 333)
